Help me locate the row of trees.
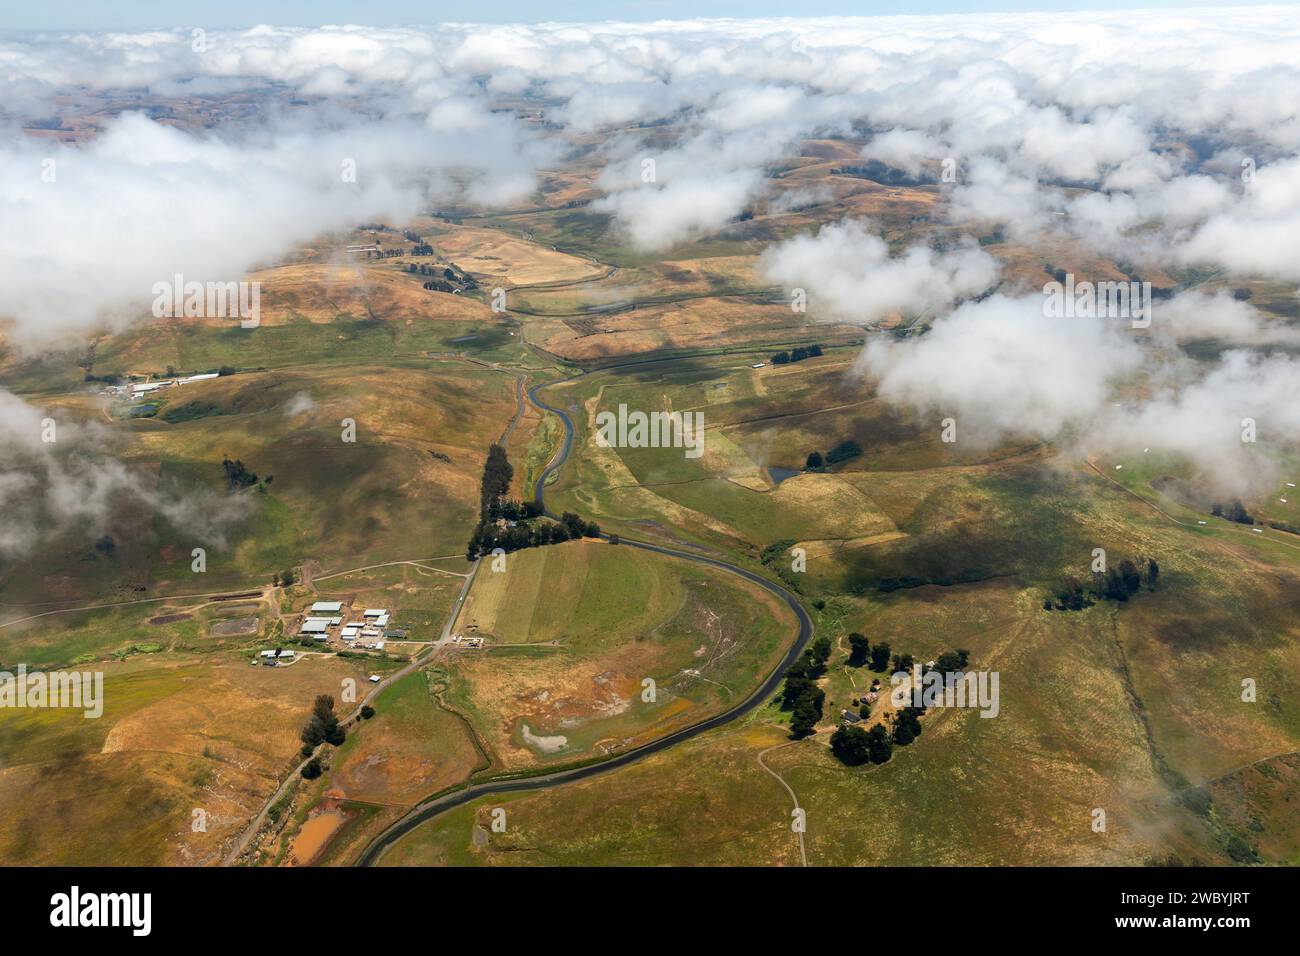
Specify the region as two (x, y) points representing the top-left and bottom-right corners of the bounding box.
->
(805, 439), (863, 471)
(1212, 500), (1254, 524)
(465, 444), (601, 560)
(771, 344), (823, 365)
(760, 539), (804, 594)
(1047, 557), (1159, 611)
(467, 510), (601, 559)
(781, 636), (833, 738)
(408, 263), (446, 277)
(831, 161), (928, 187)
(300, 694), (345, 757)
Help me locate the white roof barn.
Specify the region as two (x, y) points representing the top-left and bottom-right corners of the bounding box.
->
(301, 618), (331, 634)
(310, 601), (343, 613)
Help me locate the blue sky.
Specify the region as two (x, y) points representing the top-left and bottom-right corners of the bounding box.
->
(2, 0), (1287, 31)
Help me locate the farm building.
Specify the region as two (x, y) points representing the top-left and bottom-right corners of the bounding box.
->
(131, 381), (174, 395)
(363, 608), (387, 619)
(300, 618), (331, 634)
(310, 601), (343, 613)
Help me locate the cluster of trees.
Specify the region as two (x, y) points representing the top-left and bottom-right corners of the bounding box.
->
(221, 457), (263, 491)
(892, 705), (925, 746)
(467, 510), (601, 559)
(805, 439), (863, 471)
(830, 723), (893, 765)
(299, 694), (345, 757)
(273, 568), (296, 588)
(780, 636), (833, 738)
(771, 344), (822, 365)
(409, 244), (434, 256)
(1212, 500), (1254, 524)
(465, 444), (600, 559)
(845, 632), (894, 672)
(478, 444), (513, 518)
(1046, 557), (1159, 611)
(831, 161), (927, 187)
(931, 648), (970, 675)
(829, 699), (933, 766)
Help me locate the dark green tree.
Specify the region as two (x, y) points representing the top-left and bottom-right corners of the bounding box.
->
(867, 725), (893, 764)
(847, 632), (870, 667)
(830, 725), (872, 765)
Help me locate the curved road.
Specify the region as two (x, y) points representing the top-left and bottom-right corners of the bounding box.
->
(356, 374), (813, 865)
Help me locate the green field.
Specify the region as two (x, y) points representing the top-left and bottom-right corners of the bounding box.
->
(444, 539), (797, 771)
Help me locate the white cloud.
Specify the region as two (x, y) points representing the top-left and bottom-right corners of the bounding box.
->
(760, 219), (1000, 324)
(857, 294), (1144, 444)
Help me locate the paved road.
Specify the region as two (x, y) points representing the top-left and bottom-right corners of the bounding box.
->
(437, 559), (479, 645)
(356, 373), (813, 866)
